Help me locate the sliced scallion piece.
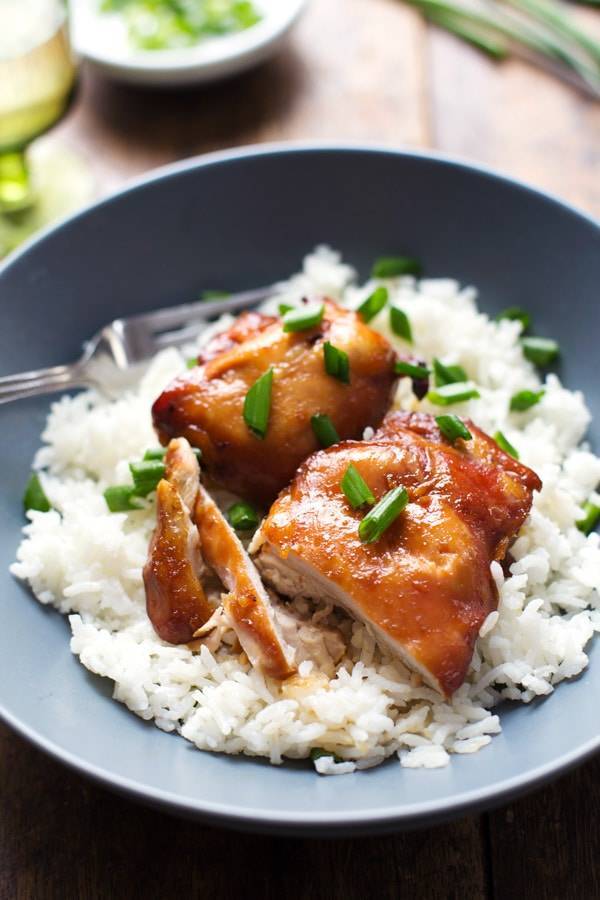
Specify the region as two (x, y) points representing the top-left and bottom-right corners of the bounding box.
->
(576, 500), (600, 535)
(310, 747), (344, 764)
(243, 368), (274, 439)
(186, 357), (198, 369)
(278, 302), (295, 316)
(143, 447), (167, 461)
(359, 485), (409, 544)
(510, 389), (545, 412)
(311, 414), (340, 448)
(340, 463), (375, 509)
(371, 256), (422, 278)
(227, 501), (260, 532)
(389, 306), (413, 343)
(129, 460), (166, 496)
(395, 360), (430, 380)
(521, 336), (559, 367)
(435, 414), (472, 443)
(357, 286), (388, 323)
(23, 473), (51, 513)
(433, 357), (467, 387)
(497, 306), (531, 332)
(494, 431), (520, 459)
(427, 382), (480, 406)
(282, 303), (325, 333)
(104, 485), (145, 513)
(323, 341), (350, 383)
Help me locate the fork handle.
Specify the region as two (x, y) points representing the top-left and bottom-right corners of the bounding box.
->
(0, 363), (91, 405)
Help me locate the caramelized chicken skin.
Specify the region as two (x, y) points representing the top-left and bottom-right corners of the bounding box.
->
(254, 411), (541, 696)
(152, 299), (397, 505)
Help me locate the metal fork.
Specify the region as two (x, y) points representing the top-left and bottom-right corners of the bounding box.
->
(0, 285), (275, 404)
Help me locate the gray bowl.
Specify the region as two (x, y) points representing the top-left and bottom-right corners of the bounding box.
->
(0, 145), (598, 836)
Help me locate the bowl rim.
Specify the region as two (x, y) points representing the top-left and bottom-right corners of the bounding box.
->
(1, 142), (599, 834)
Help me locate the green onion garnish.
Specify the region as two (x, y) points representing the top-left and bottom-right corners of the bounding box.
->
(494, 431), (520, 459)
(435, 414), (472, 443)
(201, 290), (230, 300)
(103, 485), (145, 512)
(389, 306), (413, 343)
(278, 302), (295, 316)
(310, 747), (344, 764)
(143, 447), (167, 461)
(186, 357), (198, 369)
(433, 358), (468, 387)
(576, 500), (600, 535)
(227, 501), (260, 532)
(395, 360), (430, 379)
(340, 463), (376, 509)
(357, 286), (388, 323)
(521, 336), (559, 367)
(243, 368), (274, 439)
(23, 473), (51, 513)
(323, 341), (350, 383)
(510, 389), (545, 412)
(129, 460), (166, 496)
(427, 382), (480, 406)
(311, 414), (340, 448)
(497, 306), (531, 332)
(359, 485), (409, 544)
(282, 303), (325, 333)
(371, 256), (422, 279)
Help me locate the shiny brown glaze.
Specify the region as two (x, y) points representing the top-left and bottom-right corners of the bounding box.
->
(152, 299), (397, 505)
(258, 411), (541, 696)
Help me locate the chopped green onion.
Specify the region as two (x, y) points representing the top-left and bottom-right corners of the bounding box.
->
(510, 389), (545, 412)
(497, 306), (531, 332)
(227, 501), (260, 532)
(310, 747), (343, 764)
(389, 306), (413, 343)
(104, 485), (145, 512)
(129, 460), (166, 496)
(576, 500), (600, 535)
(143, 447), (167, 461)
(243, 368), (273, 439)
(186, 357), (198, 369)
(433, 357), (468, 387)
(278, 302), (295, 316)
(340, 463), (376, 509)
(427, 382), (480, 406)
(435, 414), (472, 443)
(200, 290), (230, 300)
(494, 431), (520, 459)
(311, 414), (340, 448)
(395, 360), (430, 379)
(521, 336), (559, 367)
(359, 485), (409, 544)
(23, 473), (51, 513)
(282, 303), (325, 333)
(323, 341), (350, 383)
(371, 256), (422, 278)
(357, 286), (388, 323)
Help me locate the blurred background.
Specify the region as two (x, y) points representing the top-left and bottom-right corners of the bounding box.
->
(0, 0), (598, 259)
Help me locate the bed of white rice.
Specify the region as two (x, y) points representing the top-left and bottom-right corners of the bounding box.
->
(11, 247), (600, 775)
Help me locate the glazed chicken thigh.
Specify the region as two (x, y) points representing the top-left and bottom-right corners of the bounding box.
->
(152, 299), (397, 505)
(254, 411), (541, 696)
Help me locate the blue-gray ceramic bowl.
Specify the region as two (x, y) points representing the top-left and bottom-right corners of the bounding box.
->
(0, 145), (598, 836)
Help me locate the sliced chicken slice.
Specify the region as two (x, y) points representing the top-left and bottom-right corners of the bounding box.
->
(143, 440), (213, 643)
(193, 484), (297, 680)
(152, 299), (397, 505)
(254, 411), (541, 697)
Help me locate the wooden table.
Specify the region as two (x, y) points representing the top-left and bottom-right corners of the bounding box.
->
(3, 1), (600, 896)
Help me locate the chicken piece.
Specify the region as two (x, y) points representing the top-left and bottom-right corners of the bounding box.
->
(152, 299), (397, 505)
(143, 440), (213, 643)
(254, 411), (541, 696)
(193, 483), (297, 680)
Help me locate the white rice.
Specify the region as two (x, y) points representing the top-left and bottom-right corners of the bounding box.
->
(11, 247), (600, 773)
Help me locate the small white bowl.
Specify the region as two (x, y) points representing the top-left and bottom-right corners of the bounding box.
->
(71, 0), (307, 87)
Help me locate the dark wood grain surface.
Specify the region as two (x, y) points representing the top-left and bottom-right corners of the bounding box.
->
(3, 0), (600, 896)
